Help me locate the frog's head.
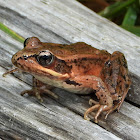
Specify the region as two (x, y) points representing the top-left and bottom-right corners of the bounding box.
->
(12, 37), (70, 79)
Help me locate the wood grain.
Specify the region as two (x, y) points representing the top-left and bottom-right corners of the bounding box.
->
(0, 0), (140, 140)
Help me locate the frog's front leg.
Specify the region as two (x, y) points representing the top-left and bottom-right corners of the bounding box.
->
(21, 77), (58, 102)
(74, 76), (113, 123)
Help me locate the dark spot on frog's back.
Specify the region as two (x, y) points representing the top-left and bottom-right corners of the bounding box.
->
(111, 92), (116, 95)
(105, 60), (111, 67)
(125, 83), (129, 89)
(65, 79), (82, 86)
(123, 62), (128, 69)
(82, 57), (87, 61)
(74, 59), (77, 63)
(122, 75), (126, 81)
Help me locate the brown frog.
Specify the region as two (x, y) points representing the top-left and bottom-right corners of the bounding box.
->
(3, 37), (131, 123)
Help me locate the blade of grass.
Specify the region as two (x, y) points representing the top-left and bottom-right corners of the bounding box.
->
(0, 22), (24, 43)
(99, 0), (136, 18)
(122, 5), (137, 26)
(121, 25), (140, 36)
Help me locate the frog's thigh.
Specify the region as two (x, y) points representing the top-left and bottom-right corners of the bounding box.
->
(74, 76), (114, 122)
(74, 75), (113, 105)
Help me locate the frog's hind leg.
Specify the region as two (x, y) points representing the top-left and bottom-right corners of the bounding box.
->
(21, 77), (58, 102)
(112, 52), (131, 111)
(117, 84), (130, 111)
(80, 75), (114, 123)
(103, 51), (131, 112)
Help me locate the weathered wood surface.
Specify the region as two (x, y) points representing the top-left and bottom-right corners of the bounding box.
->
(0, 0), (140, 140)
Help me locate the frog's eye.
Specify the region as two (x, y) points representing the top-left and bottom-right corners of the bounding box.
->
(36, 51), (54, 67)
(24, 38), (31, 47)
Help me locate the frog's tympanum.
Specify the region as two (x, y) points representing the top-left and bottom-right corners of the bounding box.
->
(4, 37), (131, 123)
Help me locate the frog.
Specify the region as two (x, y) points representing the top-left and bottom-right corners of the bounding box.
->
(3, 37), (131, 123)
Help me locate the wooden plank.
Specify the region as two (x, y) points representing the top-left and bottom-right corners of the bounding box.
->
(0, 0), (140, 140)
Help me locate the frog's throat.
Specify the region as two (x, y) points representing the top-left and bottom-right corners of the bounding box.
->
(40, 66), (69, 78)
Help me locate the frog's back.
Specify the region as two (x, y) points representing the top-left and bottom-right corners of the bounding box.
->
(43, 42), (110, 57)
(56, 42), (99, 56)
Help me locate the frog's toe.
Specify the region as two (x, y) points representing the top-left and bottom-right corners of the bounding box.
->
(21, 89), (34, 96)
(84, 103), (113, 123)
(21, 86), (58, 102)
(84, 104), (100, 121)
(89, 99), (99, 105)
(105, 103), (120, 119)
(35, 90), (43, 102)
(20, 88), (43, 102)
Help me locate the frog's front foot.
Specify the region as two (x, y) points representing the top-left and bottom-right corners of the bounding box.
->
(84, 101), (113, 123)
(21, 87), (44, 102)
(21, 86), (58, 102)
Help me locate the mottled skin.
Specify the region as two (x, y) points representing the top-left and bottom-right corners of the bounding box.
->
(11, 37), (131, 123)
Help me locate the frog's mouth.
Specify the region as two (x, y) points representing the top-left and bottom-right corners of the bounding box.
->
(3, 63), (69, 79)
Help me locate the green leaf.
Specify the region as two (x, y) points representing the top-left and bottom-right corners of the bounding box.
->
(0, 22), (24, 43)
(121, 25), (140, 36)
(99, 0), (137, 18)
(122, 5), (137, 26)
